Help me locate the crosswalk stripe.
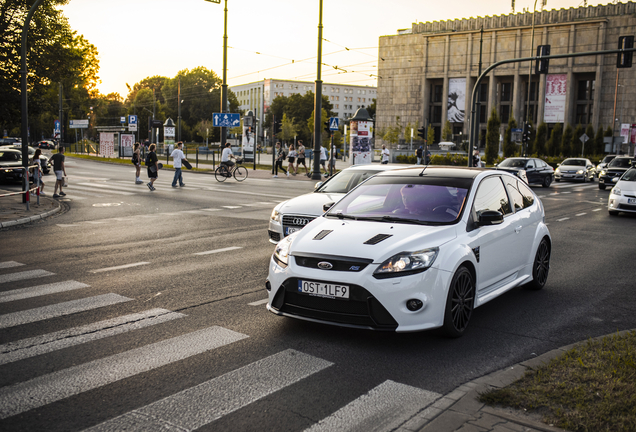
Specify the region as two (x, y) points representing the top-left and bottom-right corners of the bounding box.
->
(305, 380), (441, 432)
(0, 280), (90, 303)
(77, 182), (142, 193)
(0, 308), (185, 366)
(0, 293), (132, 329)
(0, 261), (25, 269)
(194, 247), (242, 256)
(68, 185), (134, 196)
(85, 349), (332, 432)
(0, 326), (248, 419)
(0, 269), (54, 285)
(89, 262), (150, 273)
(248, 299), (269, 306)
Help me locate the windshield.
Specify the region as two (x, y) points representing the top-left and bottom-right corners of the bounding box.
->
(0, 151), (21, 162)
(602, 155), (615, 164)
(316, 169), (381, 194)
(326, 176), (471, 225)
(562, 159), (586, 166)
(608, 158), (633, 168)
(621, 168), (636, 181)
(499, 159), (527, 168)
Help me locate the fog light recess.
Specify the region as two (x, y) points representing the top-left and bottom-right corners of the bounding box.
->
(265, 281), (272, 291)
(406, 299), (423, 311)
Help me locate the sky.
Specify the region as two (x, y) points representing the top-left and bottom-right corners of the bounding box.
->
(59, 0), (610, 99)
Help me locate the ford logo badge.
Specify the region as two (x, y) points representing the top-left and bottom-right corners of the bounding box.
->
(317, 261), (333, 270)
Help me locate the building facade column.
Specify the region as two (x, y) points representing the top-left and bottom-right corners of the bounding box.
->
(592, 22), (606, 131)
(441, 35), (451, 128)
(486, 32), (498, 121)
(513, 29), (522, 125)
(564, 25), (576, 127)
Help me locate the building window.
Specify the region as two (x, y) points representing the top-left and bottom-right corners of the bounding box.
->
(576, 78), (595, 125)
(432, 106), (442, 123)
(522, 80), (539, 124)
(433, 84), (443, 103)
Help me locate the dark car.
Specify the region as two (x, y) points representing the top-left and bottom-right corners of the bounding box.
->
(596, 154), (616, 177)
(0, 138), (21, 146)
(37, 140), (57, 150)
(0, 148), (29, 184)
(0, 145), (51, 174)
(494, 157), (554, 187)
(598, 156), (635, 190)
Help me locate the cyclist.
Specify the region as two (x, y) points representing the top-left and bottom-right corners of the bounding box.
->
(221, 142), (237, 174)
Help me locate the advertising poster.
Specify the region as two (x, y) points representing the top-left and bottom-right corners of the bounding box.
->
(121, 134), (134, 157)
(350, 120), (373, 165)
(620, 123), (631, 144)
(99, 133), (114, 157)
(447, 78), (466, 123)
(242, 125), (254, 151)
(544, 74), (567, 123)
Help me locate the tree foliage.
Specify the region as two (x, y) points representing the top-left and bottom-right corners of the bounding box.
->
(441, 120), (452, 141)
(584, 124), (595, 156)
(547, 123), (562, 156)
(485, 108), (500, 165)
(264, 92), (333, 145)
(533, 123), (548, 156)
(561, 124), (573, 157)
(503, 115), (517, 157)
(571, 124), (585, 157)
(594, 125), (605, 155)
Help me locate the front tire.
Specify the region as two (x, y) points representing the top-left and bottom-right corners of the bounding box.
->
(525, 238), (550, 290)
(599, 184), (606, 190)
(442, 266), (475, 338)
(234, 166), (248, 181)
(609, 210), (619, 216)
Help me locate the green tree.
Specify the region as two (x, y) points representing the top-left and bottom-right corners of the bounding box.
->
(571, 124), (585, 157)
(584, 124), (595, 156)
(427, 125), (435, 147)
(280, 113), (299, 143)
(441, 120), (452, 141)
(485, 108), (500, 165)
(547, 123), (562, 156)
(264, 92), (333, 145)
(366, 98), (376, 119)
(561, 124), (573, 157)
(533, 123), (548, 156)
(503, 115), (518, 157)
(594, 125), (605, 155)
(381, 116), (402, 147)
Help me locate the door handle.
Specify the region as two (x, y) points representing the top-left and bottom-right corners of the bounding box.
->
(514, 226), (522, 233)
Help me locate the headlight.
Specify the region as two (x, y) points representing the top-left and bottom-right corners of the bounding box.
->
(273, 231), (298, 267)
(611, 187), (621, 196)
(555, 168), (560, 173)
(576, 169), (585, 175)
(373, 248), (439, 279)
(600, 170), (606, 176)
(270, 208), (281, 223)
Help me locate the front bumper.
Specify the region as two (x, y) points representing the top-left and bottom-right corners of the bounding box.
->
(266, 255), (452, 332)
(599, 175), (620, 186)
(555, 172), (585, 181)
(268, 214), (317, 244)
(608, 192), (636, 213)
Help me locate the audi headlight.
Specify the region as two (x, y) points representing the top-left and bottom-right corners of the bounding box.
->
(273, 231), (298, 267)
(373, 248), (439, 279)
(270, 208), (281, 223)
(612, 187), (622, 196)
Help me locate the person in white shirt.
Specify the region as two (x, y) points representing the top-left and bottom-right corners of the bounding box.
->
(221, 142), (236, 170)
(381, 145), (390, 164)
(170, 142), (189, 187)
(319, 145), (328, 174)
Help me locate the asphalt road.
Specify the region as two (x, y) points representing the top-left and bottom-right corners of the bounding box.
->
(1, 157), (635, 432)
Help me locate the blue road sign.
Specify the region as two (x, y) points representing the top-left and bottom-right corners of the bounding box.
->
(129, 115), (138, 125)
(213, 113), (240, 127)
(329, 117), (339, 131)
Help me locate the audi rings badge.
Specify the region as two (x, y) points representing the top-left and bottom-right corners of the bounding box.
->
(317, 262), (333, 270)
(293, 217), (310, 226)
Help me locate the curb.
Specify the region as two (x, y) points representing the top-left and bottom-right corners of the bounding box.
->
(0, 197), (62, 228)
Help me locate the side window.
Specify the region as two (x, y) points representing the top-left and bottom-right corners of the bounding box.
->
(526, 160), (535, 169)
(518, 181), (535, 208)
(503, 177), (524, 211)
(473, 176), (512, 217)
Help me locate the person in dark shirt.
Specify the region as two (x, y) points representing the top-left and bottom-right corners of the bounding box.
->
(49, 147), (66, 198)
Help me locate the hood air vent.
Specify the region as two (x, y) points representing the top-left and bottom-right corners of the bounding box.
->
(313, 230), (333, 240)
(364, 234), (393, 245)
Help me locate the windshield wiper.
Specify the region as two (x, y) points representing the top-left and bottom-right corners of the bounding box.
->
(353, 215), (430, 225)
(325, 213), (357, 220)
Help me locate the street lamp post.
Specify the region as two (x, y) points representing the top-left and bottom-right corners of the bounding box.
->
(204, 0), (228, 148)
(524, 0), (543, 157)
(312, 0), (324, 180)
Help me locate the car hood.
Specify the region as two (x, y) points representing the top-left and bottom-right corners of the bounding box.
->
(616, 180), (636, 192)
(289, 216), (457, 263)
(558, 165), (586, 171)
(277, 192), (346, 216)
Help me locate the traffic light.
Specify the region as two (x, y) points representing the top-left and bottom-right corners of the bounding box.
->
(417, 126), (426, 140)
(535, 45), (550, 74)
(522, 122), (532, 142)
(324, 121), (331, 134)
(273, 118), (282, 135)
(617, 36), (634, 68)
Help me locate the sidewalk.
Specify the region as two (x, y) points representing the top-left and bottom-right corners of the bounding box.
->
(0, 192), (61, 229)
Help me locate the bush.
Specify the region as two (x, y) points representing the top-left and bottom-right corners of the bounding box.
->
(395, 153), (468, 166)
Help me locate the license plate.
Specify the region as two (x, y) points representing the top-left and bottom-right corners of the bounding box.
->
(297, 280), (350, 299)
(285, 226), (301, 235)
(563, 174), (572, 177)
(628, 198), (636, 204)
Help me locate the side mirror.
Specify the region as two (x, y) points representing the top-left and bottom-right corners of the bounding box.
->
(314, 181), (323, 190)
(476, 210), (504, 227)
(323, 202), (335, 212)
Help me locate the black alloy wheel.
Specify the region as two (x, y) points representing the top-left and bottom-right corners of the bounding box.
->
(542, 175), (552, 188)
(442, 266), (475, 338)
(599, 184), (606, 190)
(525, 238), (550, 290)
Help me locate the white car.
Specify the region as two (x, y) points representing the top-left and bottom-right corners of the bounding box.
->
(268, 164), (406, 244)
(266, 166), (551, 336)
(554, 158), (595, 182)
(608, 167), (636, 216)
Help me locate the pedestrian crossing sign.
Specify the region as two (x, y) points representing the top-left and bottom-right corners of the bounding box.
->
(329, 117), (339, 131)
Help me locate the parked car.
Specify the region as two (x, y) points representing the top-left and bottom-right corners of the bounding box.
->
(268, 164), (406, 244)
(0, 145), (51, 174)
(596, 154), (616, 177)
(0, 138), (21, 146)
(554, 158), (595, 182)
(608, 168), (636, 216)
(267, 166), (551, 336)
(0, 148), (29, 184)
(598, 156), (635, 190)
(494, 157), (553, 187)
(36, 140), (57, 150)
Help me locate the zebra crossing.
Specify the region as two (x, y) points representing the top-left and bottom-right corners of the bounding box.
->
(0, 261), (441, 431)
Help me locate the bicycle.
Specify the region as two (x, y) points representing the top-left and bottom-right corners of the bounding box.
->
(214, 158), (248, 182)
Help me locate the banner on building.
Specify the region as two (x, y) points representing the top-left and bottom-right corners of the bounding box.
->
(620, 123), (631, 144)
(349, 120), (373, 165)
(121, 134), (134, 157)
(544, 74), (567, 123)
(99, 133), (115, 157)
(447, 78), (466, 123)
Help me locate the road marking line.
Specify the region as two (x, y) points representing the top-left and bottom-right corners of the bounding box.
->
(90, 262), (150, 273)
(199, 208), (221, 212)
(0, 269), (54, 285)
(85, 349), (331, 432)
(194, 247), (242, 256)
(77, 182), (142, 193)
(305, 380), (441, 432)
(248, 299), (269, 306)
(0, 309), (185, 366)
(0, 326), (248, 419)
(557, 217), (570, 222)
(221, 205), (242, 209)
(57, 224), (82, 228)
(180, 210), (212, 214)
(576, 213), (587, 216)
(70, 184), (134, 196)
(83, 221), (108, 224)
(203, 187), (294, 199)
(0, 261), (24, 269)
(593, 208), (602, 211)
(0, 280), (90, 303)
(0, 293), (132, 329)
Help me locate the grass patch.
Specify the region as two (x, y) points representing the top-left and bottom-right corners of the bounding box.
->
(479, 331), (636, 431)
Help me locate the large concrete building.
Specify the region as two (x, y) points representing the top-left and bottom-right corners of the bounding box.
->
(377, 1), (636, 152)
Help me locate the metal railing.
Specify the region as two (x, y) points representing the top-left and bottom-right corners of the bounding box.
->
(0, 164), (42, 210)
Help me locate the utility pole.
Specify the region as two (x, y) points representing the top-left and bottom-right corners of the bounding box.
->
(59, 82), (63, 146)
(178, 76), (181, 142)
(312, 0), (324, 180)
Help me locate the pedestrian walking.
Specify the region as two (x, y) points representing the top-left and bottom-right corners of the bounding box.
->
(146, 143), (159, 191)
(132, 143), (143, 184)
(170, 141), (188, 187)
(425, 149), (431, 165)
(273, 142), (288, 178)
(288, 144), (297, 175)
(33, 148), (45, 195)
(319, 144), (328, 175)
(50, 147), (67, 198)
(296, 140), (309, 176)
(416, 146), (423, 165)
(381, 145), (390, 164)
(473, 149), (482, 168)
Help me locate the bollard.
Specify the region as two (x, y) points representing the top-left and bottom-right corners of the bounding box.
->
(212, 150), (216, 170)
(196, 148), (199, 169)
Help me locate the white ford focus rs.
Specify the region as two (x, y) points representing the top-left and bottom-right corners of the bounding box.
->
(266, 166), (551, 337)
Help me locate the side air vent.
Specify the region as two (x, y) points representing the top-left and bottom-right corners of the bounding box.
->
(472, 246), (480, 263)
(364, 234), (393, 245)
(313, 230), (333, 240)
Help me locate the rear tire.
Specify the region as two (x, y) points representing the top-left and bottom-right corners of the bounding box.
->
(542, 176), (552, 188)
(442, 266), (475, 338)
(609, 210), (619, 216)
(525, 238), (550, 291)
(215, 166), (229, 182)
(599, 184), (606, 190)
